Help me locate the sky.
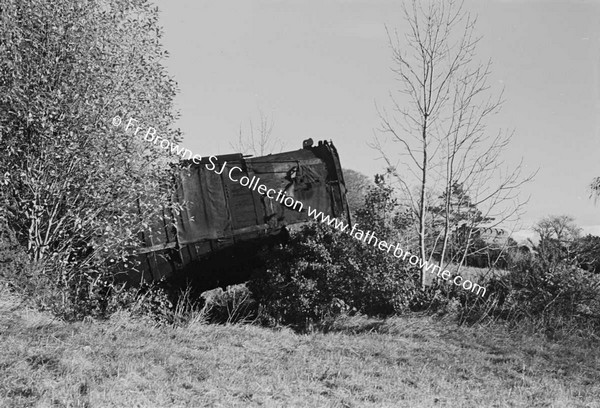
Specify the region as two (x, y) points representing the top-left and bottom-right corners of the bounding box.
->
(155, 0), (600, 237)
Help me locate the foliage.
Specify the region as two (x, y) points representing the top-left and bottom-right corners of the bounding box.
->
(413, 217), (600, 337)
(427, 181), (496, 266)
(354, 173), (413, 240)
(458, 257), (600, 335)
(429, 182), (492, 230)
(532, 216), (600, 274)
(573, 234), (600, 274)
(249, 222), (419, 329)
(0, 217), (29, 284)
(503, 241), (534, 271)
(342, 168), (372, 215)
(0, 0), (180, 317)
(438, 214), (600, 336)
(533, 215), (581, 272)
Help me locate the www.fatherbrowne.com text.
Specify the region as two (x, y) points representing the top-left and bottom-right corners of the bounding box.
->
(114, 115), (487, 297)
(305, 209), (487, 297)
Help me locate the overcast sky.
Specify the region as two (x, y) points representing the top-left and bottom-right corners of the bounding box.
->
(155, 0), (600, 234)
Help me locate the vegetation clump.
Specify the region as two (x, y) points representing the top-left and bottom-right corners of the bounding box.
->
(249, 222), (418, 329)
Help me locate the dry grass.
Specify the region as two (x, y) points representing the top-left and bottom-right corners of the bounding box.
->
(1, 287), (599, 407)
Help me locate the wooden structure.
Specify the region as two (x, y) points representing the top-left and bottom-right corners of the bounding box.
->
(132, 139), (350, 287)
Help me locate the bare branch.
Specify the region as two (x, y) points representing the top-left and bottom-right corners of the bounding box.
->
(374, 0), (533, 284)
(230, 109), (283, 156)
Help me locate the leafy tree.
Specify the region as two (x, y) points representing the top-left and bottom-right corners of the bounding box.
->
(342, 168), (372, 215)
(435, 182), (492, 227)
(428, 181), (494, 266)
(0, 0), (180, 317)
(354, 173), (413, 241)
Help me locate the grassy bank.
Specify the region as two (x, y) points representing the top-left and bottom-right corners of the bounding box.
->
(1, 288), (599, 408)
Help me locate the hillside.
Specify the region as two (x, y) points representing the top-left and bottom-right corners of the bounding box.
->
(1, 288), (599, 408)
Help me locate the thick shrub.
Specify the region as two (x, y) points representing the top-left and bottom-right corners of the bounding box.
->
(249, 222), (418, 328)
(1, 0), (180, 319)
(573, 234), (600, 274)
(458, 258), (600, 335)
(0, 216), (171, 320)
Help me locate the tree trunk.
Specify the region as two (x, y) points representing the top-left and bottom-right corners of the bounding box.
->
(418, 117), (428, 290)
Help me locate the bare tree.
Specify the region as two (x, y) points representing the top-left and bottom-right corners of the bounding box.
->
(230, 109), (284, 156)
(534, 215), (581, 244)
(533, 215), (581, 270)
(374, 0), (533, 287)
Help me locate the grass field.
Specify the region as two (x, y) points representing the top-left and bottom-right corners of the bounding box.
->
(1, 287), (599, 408)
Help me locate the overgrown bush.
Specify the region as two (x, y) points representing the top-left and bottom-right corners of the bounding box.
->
(249, 222), (418, 329)
(574, 234), (600, 274)
(458, 258), (600, 336)
(504, 245), (535, 273)
(1, 0), (180, 320)
(1, 258), (165, 321)
(0, 220), (173, 321)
